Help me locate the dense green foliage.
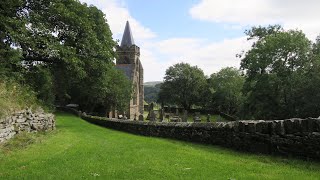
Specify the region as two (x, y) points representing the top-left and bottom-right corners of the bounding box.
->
(159, 26), (320, 120)
(1, 112), (320, 179)
(0, 0), (132, 113)
(159, 63), (207, 110)
(240, 25), (320, 119)
(144, 83), (162, 103)
(207, 67), (244, 115)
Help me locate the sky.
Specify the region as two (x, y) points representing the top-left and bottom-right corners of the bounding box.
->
(79, 0), (320, 82)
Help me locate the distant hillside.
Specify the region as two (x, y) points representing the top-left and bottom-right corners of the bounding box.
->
(144, 81), (162, 103)
(144, 81), (162, 87)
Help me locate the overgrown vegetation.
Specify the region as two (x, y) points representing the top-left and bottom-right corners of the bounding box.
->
(159, 25), (320, 120)
(0, 0), (132, 115)
(0, 78), (40, 118)
(1, 113), (319, 179)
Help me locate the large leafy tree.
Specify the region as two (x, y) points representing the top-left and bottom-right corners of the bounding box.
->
(295, 36), (320, 118)
(240, 25), (312, 119)
(207, 67), (244, 116)
(0, 0), (132, 113)
(159, 63), (207, 110)
(144, 83), (162, 104)
(0, 0), (26, 79)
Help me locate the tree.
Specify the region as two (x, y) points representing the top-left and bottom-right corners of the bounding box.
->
(158, 63), (207, 110)
(240, 25), (312, 119)
(207, 67), (244, 116)
(0, 0), (132, 113)
(144, 83), (162, 104)
(294, 35), (320, 118)
(0, 0), (26, 79)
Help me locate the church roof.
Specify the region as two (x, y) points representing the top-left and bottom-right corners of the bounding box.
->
(120, 21), (135, 47)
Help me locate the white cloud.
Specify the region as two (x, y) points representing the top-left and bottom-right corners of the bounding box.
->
(154, 37), (252, 77)
(78, 0), (253, 81)
(190, 0), (320, 40)
(80, 0), (156, 43)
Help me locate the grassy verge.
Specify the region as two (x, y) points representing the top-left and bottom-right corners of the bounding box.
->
(0, 112), (319, 179)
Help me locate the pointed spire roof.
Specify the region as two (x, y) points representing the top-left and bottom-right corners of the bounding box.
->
(120, 21), (135, 47)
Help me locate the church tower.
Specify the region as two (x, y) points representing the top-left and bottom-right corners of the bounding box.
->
(115, 21), (144, 119)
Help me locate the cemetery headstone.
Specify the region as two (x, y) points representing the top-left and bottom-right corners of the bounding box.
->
(182, 110), (188, 122)
(150, 110), (156, 121)
(138, 114), (144, 121)
(159, 109), (164, 122)
(165, 114), (170, 121)
(146, 103), (154, 120)
(193, 112), (201, 122)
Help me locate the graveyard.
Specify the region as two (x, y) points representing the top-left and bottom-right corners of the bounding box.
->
(142, 104), (227, 122)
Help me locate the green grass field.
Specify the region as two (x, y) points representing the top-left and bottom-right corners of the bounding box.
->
(1, 112), (320, 179)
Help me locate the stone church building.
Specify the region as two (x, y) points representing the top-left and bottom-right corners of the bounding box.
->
(109, 21), (144, 119)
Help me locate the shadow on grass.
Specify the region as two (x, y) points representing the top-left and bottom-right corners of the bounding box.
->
(161, 137), (320, 168)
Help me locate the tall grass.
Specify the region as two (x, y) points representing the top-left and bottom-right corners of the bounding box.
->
(0, 78), (40, 118)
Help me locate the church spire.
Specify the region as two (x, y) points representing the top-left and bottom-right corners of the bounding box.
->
(120, 21), (135, 47)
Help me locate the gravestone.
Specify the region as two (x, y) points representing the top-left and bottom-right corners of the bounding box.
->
(149, 110), (156, 121)
(138, 114), (144, 121)
(165, 114), (170, 121)
(170, 116), (181, 122)
(182, 110), (188, 122)
(159, 109), (164, 122)
(175, 108), (179, 116)
(146, 103), (154, 120)
(193, 112), (201, 122)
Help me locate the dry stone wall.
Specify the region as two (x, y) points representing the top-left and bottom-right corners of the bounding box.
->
(0, 109), (55, 143)
(79, 113), (320, 161)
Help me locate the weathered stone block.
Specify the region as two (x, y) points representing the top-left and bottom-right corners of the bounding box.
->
(246, 122), (256, 133)
(260, 121), (271, 134)
(284, 119), (295, 134)
(274, 120), (285, 135)
(313, 119), (320, 132)
(238, 121), (245, 132)
(16, 117), (27, 123)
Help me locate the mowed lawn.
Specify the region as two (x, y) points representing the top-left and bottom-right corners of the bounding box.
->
(1, 113), (320, 179)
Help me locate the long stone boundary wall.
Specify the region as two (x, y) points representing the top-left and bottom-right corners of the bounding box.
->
(61, 107), (320, 161)
(0, 109), (55, 143)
